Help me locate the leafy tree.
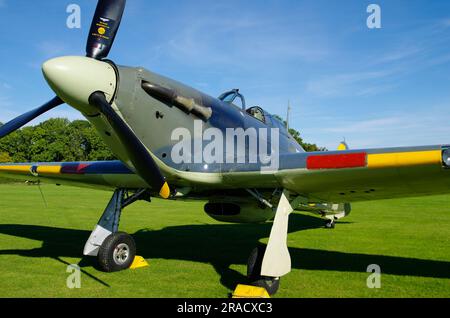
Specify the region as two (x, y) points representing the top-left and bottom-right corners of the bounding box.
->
(29, 118), (71, 162)
(273, 115), (326, 151)
(0, 126), (34, 162)
(0, 118), (116, 162)
(0, 152), (11, 163)
(83, 127), (117, 161)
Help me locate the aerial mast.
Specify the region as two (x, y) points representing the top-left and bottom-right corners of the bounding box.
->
(286, 100), (291, 130)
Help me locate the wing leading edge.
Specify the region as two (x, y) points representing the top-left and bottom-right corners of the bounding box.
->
(0, 161), (144, 190)
(1, 145), (449, 202)
(275, 145), (450, 202)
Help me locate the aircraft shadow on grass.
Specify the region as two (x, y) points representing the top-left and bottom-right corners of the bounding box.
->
(0, 213), (449, 291)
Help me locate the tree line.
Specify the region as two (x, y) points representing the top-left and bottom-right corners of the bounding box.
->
(0, 117), (324, 163)
(0, 119), (115, 163)
(272, 115), (326, 152)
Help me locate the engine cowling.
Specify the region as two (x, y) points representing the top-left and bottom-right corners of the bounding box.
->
(204, 197), (275, 224)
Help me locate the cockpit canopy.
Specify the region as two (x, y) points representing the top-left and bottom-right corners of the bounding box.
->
(247, 106), (289, 134)
(218, 89), (290, 136)
(218, 89), (246, 110)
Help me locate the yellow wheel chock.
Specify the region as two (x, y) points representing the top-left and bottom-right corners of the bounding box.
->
(129, 256), (149, 269)
(232, 284), (270, 298)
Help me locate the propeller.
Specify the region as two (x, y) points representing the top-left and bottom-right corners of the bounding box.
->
(86, 0), (126, 60)
(1, 0), (171, 198)
(0, 97), (63, 138)
(89, 91), (170, 199)
(0, 0), (126, 139)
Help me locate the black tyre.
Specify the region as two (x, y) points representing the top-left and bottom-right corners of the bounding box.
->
(251, 277), (280, 296)
(98, 232), (136, 272)
(325, 221), (335, 229)
(247, 246), (280, 296)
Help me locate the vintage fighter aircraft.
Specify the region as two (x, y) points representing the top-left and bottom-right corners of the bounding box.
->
(0, 0), (449, 295)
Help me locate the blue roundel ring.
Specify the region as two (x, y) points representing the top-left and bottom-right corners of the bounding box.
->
(30, 165), (39, 177)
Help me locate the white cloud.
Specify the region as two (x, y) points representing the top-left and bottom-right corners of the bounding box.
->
(0, 79), (82, 125)
(31, 106), (84, 124)
(306, 70), (394, 98)
(376, 46), (424, 64)
(0, 103), (84, 126)
(324, 117), (404, 134)
(0, 82), (11, 90)
(164, 14), (329, 68)
(0, 96), (15, 123)
(427, 53), (450, 66)
(0, 81), (13, 122)
(37, 41), (69, 59)
(299, 105), (450, 150)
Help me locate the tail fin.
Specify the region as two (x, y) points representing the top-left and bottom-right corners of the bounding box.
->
(337, 141), (349, 151)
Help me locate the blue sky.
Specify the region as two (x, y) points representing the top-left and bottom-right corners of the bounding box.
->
(0, 0), (450, 150)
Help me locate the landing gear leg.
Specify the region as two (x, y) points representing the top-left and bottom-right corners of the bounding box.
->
(247, 190), (304, 296)
(83, 188), (150, 272)
(323, 204), (350, 229)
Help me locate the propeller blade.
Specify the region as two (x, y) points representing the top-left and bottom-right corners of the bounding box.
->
(0, 96), (63, 138)
(86, 0), (126, 60)
(89, 91), (170, 199)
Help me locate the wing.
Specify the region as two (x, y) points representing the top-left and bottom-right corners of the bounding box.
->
(274, 145), (450, 202)
(0, 161), (145, 190)
(2, 145), (449, 202)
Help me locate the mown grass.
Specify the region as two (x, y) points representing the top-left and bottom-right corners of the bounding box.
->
(0, 184), (448, 298)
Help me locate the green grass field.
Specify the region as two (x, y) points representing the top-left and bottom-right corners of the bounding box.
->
(0, 183), (449, 298)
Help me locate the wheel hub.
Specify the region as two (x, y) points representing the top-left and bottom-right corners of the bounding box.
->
(113, 243), (130, 265)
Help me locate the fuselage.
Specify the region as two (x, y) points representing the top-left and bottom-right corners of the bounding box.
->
(36, 56), (450, 204)
(83, 62), (303, 188)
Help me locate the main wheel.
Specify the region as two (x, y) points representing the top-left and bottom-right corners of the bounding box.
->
(325, 220), (335, 229)
(247, 246), (280, 296)
(98, 232), (136, 272)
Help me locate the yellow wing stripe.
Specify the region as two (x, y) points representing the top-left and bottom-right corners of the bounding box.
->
(36, 166), (62, 175)
(0, 165), (62, 175)
(0, 165), (32, 173)
(367, 150), (442, 169)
